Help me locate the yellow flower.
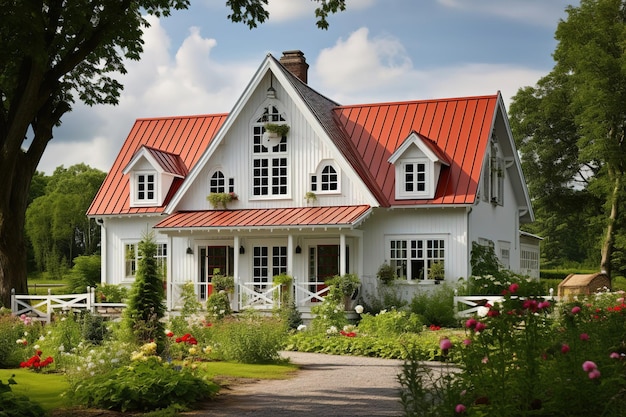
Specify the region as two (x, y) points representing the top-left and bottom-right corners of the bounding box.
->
(188, 347), (198, 355)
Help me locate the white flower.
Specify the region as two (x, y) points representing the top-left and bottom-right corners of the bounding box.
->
(58, 345), (65, 352)
(39, 335), (45, 341)
(33, 344), (40, 350)
(354, 305), (364, 314)
(297, 324), (307, 331)
(326, 326), (338, 335)
(477, 306), (489, 317)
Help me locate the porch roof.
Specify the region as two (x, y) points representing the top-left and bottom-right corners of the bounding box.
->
(153, 205), (372, 231)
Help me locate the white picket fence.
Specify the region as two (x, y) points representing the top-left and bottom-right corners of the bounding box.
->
(11, 287), (126, 324)
(454, 288), (556, 317)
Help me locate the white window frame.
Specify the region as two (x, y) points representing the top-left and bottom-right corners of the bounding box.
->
(252, 245), (287, 284)
(310, 161), (341, 195)
(251, 106), (289, 199)
(397, 158), (431, 199)
(123, 241), (167, 282)
(386, 235), (447, 281)
(131, 171), (158, 206)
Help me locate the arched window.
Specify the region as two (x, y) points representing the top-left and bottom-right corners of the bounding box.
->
(311, 161), (340, 194)
(210, 171), (225, 193)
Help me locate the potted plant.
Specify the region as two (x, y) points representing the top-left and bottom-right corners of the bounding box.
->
(376, 262), (397, 286)
(212, 268), (234, 293)
(304, 191), (317, 204)
(429, 261), (445, 283)
(328, 273), (360, 310)
(206, 192), (237, 209)
(273, 273), (293, 305)
(264, 123), (290, 137)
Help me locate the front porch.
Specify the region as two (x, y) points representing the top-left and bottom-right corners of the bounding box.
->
(168, 279), (360, 317)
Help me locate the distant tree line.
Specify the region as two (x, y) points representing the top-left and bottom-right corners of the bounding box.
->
(25, 164), (105, 280)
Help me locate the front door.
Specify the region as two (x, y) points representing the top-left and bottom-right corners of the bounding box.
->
(198, 246), (233, 301)
(309, 245), (349, 301)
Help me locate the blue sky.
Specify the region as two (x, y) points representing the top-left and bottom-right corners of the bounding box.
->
(40, 0), (576, 175)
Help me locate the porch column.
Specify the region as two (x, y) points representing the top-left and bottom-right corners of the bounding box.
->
(340, 233), (347, 276)
(233, 236), (241, 311)
(287, 234), (295, 275)
(167, 234), (173, 311)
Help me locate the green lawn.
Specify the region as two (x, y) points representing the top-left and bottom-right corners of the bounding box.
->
(0, 368), (69, 411)
(1, 360), (297, 412)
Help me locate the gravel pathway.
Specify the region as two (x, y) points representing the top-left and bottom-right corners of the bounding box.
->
(186, 351), (405, 417)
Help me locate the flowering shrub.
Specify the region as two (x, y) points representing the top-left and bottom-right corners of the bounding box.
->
(20, 350), (54, 371)
(398, 284), (626, 416)
(358, 309), (423, 337)
(0, 312), (43, 368)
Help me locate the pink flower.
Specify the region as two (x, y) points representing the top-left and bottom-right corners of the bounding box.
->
(474, 322), (486, 332)
(610, 352), (620, 359)
(561, 344), (570, 354)
(582, 361), (597, 372)
(455, 404), (467, 413)
(463, 339), (472, 346)
(465, 318), (477, 329)
(580, 333), (589, 341)
(538, 301), (551, 309)
(439, 338), (453, 351)
(481, 356), (489, 364)
(588, 369), (601, 379)
(509, 283), (519, 293)
(571, 306), (581, 314)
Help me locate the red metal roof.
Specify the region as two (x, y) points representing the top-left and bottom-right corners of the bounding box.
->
(333, 95), (499, 206)
(87, 114), (227, 216)
(144, 146), (188, 177)
(154, 205), (372, 230)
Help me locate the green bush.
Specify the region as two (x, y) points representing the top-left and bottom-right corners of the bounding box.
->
(0, 377), (46, 417)
(409, 284), (457, 328)
(205, 292), (231, 320)
(96, 283), (128, 303)
(67, 255), (101, 293)
(358, 309), (423, 337)
(212, 313), (287, 363)
(67, 356), (218, 412)
(0, 314), (28, 368)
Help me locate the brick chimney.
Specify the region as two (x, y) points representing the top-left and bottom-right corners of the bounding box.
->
(279, 50), (308, 84)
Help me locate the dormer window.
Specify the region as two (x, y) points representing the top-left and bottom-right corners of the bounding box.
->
(311, 161), (340, 194)
(401, 159), (429, 197)
(123, 145), (187, 208)
(136, 172), (156, 202)
(388, 132), (449, 200)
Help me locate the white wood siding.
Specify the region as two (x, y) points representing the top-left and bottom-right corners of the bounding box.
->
(176, 76), (376, 211)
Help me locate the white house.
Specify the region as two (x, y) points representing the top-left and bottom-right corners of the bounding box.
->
(87, 50), (538, 313)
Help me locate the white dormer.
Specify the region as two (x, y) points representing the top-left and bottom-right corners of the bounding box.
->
(388, 131), (449, 200)
(123, 146), (187, 207)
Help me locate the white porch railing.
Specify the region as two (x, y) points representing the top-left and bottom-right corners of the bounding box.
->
(454, 288), (555, 317)
(293, 281), (330, 307)
(11, 287), (127, 324)
(239, 283), (281, 309)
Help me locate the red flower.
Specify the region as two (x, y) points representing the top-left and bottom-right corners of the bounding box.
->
(166, 331), (174, 338)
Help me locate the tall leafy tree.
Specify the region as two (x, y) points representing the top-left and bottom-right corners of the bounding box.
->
(25, 164), (105, 278)
(0, 0), (346, 307)
(509, 0), (626, 275)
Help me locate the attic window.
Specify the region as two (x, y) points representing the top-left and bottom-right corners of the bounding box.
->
(135, 172), (156, 203)
(311, 161), (340, 194)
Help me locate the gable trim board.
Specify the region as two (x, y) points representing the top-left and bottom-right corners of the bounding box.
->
(88, 50), (538, 311)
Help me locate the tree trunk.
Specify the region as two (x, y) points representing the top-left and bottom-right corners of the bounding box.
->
(600, 172), (621, 278)
(0, 168), (31, 307)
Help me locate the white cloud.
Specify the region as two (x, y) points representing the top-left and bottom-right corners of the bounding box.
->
(41, 16), (256, 175)
(315, 27), (544, 108)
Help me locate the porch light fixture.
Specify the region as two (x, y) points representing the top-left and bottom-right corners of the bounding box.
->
(295, 245), (302, 254)
(239, 245), (245, 254)
(186, 247), (193, 255)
